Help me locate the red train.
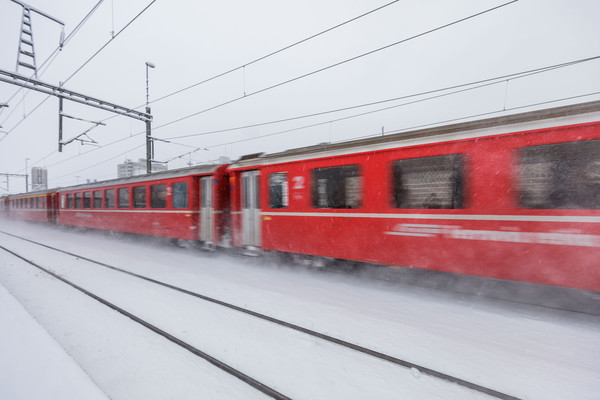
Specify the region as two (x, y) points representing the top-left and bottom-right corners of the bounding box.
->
(3, 101), (600, 292)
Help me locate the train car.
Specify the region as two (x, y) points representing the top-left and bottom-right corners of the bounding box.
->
(5, 189), (59, 224)
(0, 196), (8, 218)
(56, 164), (230, 244)
(228, 101), (600, 292)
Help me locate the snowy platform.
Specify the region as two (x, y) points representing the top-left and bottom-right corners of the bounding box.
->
(0, 282), (108, 400)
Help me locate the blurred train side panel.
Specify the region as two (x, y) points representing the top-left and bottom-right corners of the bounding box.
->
(2, 101), (600, 295)
(231, 101), (600, 292)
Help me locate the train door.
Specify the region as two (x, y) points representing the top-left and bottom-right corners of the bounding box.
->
(46, 194), (57, 224)
(200, 176), (213, 243)
(241, 170), (261, 247)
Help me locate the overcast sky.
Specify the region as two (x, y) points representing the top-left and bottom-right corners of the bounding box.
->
(1, 0), (599, 193)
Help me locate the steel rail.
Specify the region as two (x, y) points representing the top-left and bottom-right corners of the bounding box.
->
(0, 230), (522, 400)
(0, 243), (291, 400)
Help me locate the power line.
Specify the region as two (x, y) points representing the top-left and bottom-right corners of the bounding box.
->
(0, 0), (105, 126)
(16, 0), (516, 175)
(203, 91), (600, 151)
(45, 90), (600, 185)
(150, 0), (519, 133)
(161, 55), (600, 141)
(3, 0), (515, 169)
(1, 0), (156, 136)
(148, 0), (402, 106)
(35, 55), (599, 179)
(84, 0), (406, 128)
(51, 143), (146, 181)
(61, 0), (157, 86)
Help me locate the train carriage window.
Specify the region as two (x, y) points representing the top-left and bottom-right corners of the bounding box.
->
(66, 194), (73, 208)
(151, 184), (166, 208)
(133, 186), (147, 208)
(312, 165), (362, 209)
(243, 175), (249, 209)
(75, 193), (82, 208)
(83, 192), (91, 208)
(118, 188), (130, 208)
(105, 189), (115, 208)
(392, 154), (464, 209)
(93, 191), (102, 208)
(518, 139), (600, 209)
(269, 172), (289, 209)
(172, 182), (188, 209)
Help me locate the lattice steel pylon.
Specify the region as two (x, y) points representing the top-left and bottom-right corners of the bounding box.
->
(16, 7), (37, 77)
(10, 0), (64, 78)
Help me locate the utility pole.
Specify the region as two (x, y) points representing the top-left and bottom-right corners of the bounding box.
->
(145, 61), (155, 173)
(0, 173), (28, 193)
(25, 157), (29, 192)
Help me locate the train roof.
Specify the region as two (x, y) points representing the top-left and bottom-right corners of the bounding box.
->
(231, 100), (600, 167)
(55, 163), (224, 192)
(4, 164), (224, 198)
(3, 188), (58, 199)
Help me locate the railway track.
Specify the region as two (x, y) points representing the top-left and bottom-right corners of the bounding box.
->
(0, 229), (520, 400)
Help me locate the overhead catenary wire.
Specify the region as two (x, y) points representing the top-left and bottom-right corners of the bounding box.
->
(91, 0), (519, 130)
(41, 56), (600, 182)
(204, 91), (600, 151)
(24, 54), (600, 175)
(0, 0), (105, 125)
(149, 0), (520, 133)
(148, 0), (403, 106)
(44, 90), (600, 185)
(78, 0), (408, 128)
(61, 0), (157, 86)
(0, 0), (157, 137)
(10, 0), (517, 175)
(163, 55), (600, 141)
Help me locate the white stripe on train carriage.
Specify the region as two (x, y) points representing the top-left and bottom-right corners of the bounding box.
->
(61, 209), (200, 214)
(384, 226), (600, 248)
(259, 211), (600, 224)
(383, 231), (435, 237)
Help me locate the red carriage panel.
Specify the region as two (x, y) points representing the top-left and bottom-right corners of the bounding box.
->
(56, 165), (229, 242)
(233, 102), (600, 291)
(6, 191), (58, 223)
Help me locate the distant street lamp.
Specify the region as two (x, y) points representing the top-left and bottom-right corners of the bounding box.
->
(145, 61), (156, 173)
(145, 61), (155, 109)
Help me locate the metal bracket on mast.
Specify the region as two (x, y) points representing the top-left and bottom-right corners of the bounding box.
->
(58, 111), (105, 149)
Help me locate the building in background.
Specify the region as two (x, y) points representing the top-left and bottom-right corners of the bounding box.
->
(31, 167), (48, 191)
(117, 159), (167, 178)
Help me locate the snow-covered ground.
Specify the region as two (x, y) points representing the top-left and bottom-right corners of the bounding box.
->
(0, 219), (599, 399)
(0, 282), (109, 400)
